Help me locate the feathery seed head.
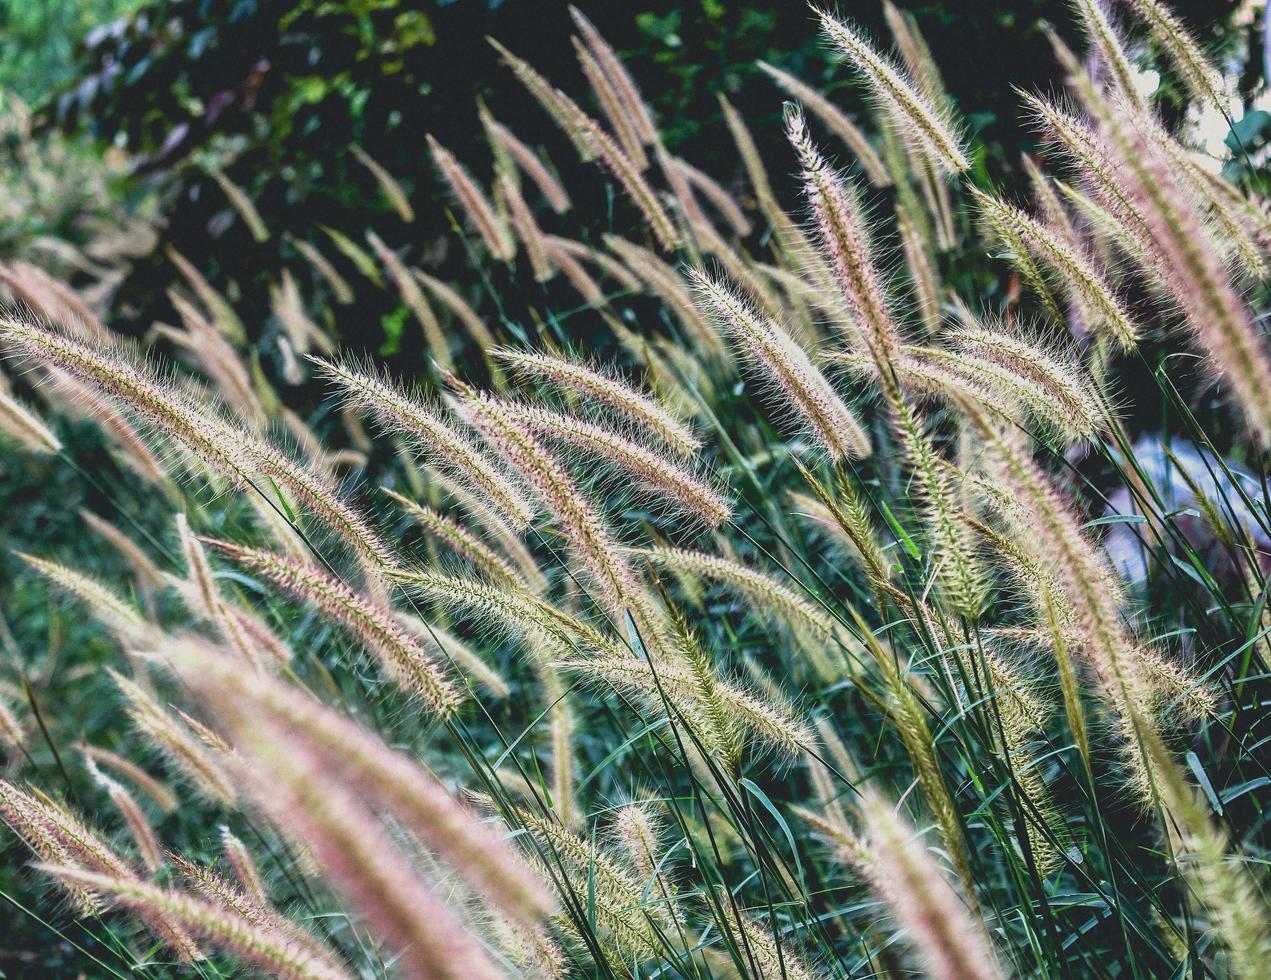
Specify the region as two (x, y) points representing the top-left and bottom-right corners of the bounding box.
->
(493, 347), (700, 456)
(388, 566), (626, 664)
(555, 654), (812, 756)
(0, 696), (24, 752)
(569, 6), (659, 145)
(202, 538), (460, 716)
(946, 322), (1106, 439)
(385, 487), (530, 591)
(220, 827), (268, 907)
(494, 398), (732, 526)
(971, 186), (1139, 349)
(0, 781), (201, 960)
(691, 269), (871, 461)
(457, 390), (654, 632)
(859, 791), (1003, 980)
(636, 545), (836, 638)
(312, 355), (536, 528)
(17, 552), (158, 646)
(394, 613), (512, 697)
(84, 758), (163, 874)
(350, 144), (414, 223)
(480, 111), (571, 213)
(427, 134), (515, 261)
(788, 106), (903, 396)
(1, 321), (247, 483)
(759, 60), (891, 187)
(1094, 106), (1271, 445)
(1125, 0), (1226, 110)
(0, 779), (105, 915)
(40, 865), (350, 980)
(79, 744), (178, 814)
(157, 638), (554, 924)
(1071, 0), (1147, 110)
(1, 323), (389, 583)
(110, 670), (237, 806)
(0, 387), (60, 453)
(818, 10), (970, 174)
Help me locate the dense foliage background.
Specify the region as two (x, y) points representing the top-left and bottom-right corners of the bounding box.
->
(29, 0), (1250, 352)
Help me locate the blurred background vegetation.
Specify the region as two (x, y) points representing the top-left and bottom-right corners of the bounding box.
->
(0, 0), (143, 101)
(10, 0), (1254, 356)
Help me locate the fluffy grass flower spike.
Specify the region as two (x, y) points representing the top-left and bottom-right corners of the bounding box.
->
(818, 10), (970, 174)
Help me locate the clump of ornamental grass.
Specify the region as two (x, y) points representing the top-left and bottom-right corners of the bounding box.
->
(9, 1), (1271, 976)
